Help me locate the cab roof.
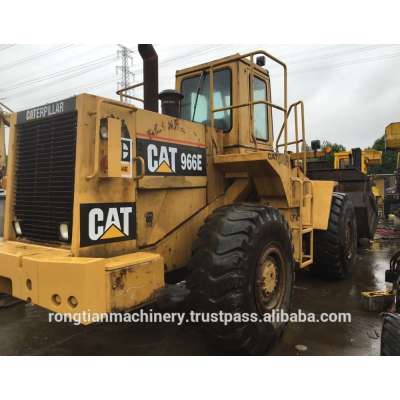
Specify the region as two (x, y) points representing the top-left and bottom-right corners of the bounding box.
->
(175, 52), (270, 77)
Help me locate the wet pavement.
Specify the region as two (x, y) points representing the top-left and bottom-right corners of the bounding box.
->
(0, 239), (397, 356)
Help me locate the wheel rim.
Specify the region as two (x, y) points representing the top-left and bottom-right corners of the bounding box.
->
(344, 219), (354, 261)
(255, 244), (286, 313)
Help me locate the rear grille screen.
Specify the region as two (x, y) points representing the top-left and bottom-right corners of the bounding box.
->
(14, 111), (77, 243)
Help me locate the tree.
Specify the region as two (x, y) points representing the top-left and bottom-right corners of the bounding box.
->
(321, 140), (346, 166)
(368, 135), (397, 174)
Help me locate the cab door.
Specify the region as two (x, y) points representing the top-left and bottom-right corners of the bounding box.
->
(251, 73), (274, 149)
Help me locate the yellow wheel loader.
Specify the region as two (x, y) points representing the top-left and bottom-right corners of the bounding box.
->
(0, 45), (358, 354)
(383, 125), (400, 218)
(306, 144), (380, 242)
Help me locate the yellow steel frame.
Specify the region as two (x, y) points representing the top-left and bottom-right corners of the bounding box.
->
(116, 82), (145, 104)
(204, 51), (289, 151)
(333, 149), (382, 174)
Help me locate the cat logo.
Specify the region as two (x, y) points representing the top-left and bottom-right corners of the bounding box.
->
(136, 138), (207, 177)
(147, 144), (177, 174)
(80, 203), (136, 247)
(120, 138), (133, 178)
(121, 139), (131, 162)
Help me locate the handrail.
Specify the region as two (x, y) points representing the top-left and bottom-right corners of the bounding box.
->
(205, 50), (288, 151)
(118, 49), (304, 157)
(0, 114), (10, 127)
(213, 100), (285, 114)
(116, 82), (144, 104)
(176, 49), (287, 77)
(0, 102), (12, 127)
(0, 101), (13, 113)
(275, 101), (303, 147)
(275, 101), (307, 174)
(133, 156), (146, 180)
(212, 100), (286, 151)
(182, 49), (308, 157)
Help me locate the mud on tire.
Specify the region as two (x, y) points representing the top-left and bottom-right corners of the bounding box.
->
(381, 313), (400, 356)
(187, 203), (295, 355)
(313, 192), (358, 280)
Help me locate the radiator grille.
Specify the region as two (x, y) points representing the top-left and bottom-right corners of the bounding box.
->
(14, 111), (77, 243)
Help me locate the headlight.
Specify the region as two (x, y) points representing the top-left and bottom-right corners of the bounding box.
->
(59, 223), (69, 241)
(100, 124), (108, 140)
(13, 221), (22, 236)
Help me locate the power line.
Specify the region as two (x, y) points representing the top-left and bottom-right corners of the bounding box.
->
(0, 44), (16, 52)
(290, 48), (400, 76)
(6, 44), (400, 110)
(0, 45), (360, 105)
(3, 45), (226, 102)
(30, 78), (115, 105)
(0, 44), (75, 72)
(0, 54), (116, 93)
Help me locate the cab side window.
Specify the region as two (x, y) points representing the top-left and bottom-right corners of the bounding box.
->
(252, 76), (269, 141)
(181, 69), (232, 132)
(339, 158), (350, 169)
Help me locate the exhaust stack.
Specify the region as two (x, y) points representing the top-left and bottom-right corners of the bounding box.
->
(138, 44), (159, 113)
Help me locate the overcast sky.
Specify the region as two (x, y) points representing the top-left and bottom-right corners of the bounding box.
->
(1, 44), (400, 150)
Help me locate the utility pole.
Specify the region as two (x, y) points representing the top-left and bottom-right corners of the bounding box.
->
(116, 44), (135, 103)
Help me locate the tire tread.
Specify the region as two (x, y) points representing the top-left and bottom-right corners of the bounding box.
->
(187, 203), (294, 354)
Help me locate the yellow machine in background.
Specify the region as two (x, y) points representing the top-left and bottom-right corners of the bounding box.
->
(334, 149), (382, 174)
(372, 175), (386, 203)
(0, 45), (359, 355)
(385, 122), (400, 151)
(334, 148), (383, 202)
(306, 144), (380, 241)
(383, 122), (400, 218)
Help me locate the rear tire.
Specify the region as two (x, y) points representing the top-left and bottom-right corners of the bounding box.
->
(313, 192), (357, 279)
(381, 313), (400, 356)
(187, 203), (295, 355)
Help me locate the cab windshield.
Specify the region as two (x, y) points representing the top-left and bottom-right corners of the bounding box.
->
(181, 69), (232, 132)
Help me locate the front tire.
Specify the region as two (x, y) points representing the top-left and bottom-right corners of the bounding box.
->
(381, 313), (400, 356)
(313, 192), (357, 279)
(187, 203), (295, 355)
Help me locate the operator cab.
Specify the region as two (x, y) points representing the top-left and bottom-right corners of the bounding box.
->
(175, 53), (274, 154)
